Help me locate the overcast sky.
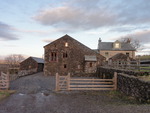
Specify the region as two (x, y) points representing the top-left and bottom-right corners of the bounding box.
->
(0, 0), (150, 58)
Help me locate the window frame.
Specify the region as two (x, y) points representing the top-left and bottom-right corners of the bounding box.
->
(89, 62), (93, 67)
(115, 43), (120, 48)
(105, 52), (109, 57)
(49, 52), (58, 62)
(64, 64), (67, 69)
(63, 51), (68, 58)
(126, 52), (130, 57)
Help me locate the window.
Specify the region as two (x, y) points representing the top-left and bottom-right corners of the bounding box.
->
(126, 53), (129, 57)
(50, 52), (57, 61)
(78, 65), (80, 69)
(105, 52), (109, 57)
(63, 52), (68, 58)
(29, 65), (31, 69)
(115, 43), (120, 48)
(89, 62), (92, 67)
(64, 64), (67, 68)
(114, 40), (121, 49)
(65, 42), (68, 47)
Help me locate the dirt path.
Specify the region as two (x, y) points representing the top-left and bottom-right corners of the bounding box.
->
(0, 72), (150, 113)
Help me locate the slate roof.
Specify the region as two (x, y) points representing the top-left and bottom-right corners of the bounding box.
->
(85, 55), (97, 61)
(31, 57), (44, 63)
(109, 53), (135, 61)
(98, 42), (136, 51)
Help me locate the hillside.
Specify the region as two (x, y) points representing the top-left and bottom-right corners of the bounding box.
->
(137, 55), (150, 60)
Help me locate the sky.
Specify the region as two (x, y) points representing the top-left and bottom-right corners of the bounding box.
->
(0, 0), (150, 59)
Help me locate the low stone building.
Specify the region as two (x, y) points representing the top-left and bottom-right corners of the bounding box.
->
(20, 57), (44, 72)
(97, 39), (136, 60)
(108, 53), (135, 66)
(44, 34), (105, 76)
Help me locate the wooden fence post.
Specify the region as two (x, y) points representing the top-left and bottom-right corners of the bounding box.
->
(113, 72), (117, 90)
(7, 71), (10, 90)
(56, 73), (59, 91)
(67, 73), (70, 90)
(0, 72), (2, 91)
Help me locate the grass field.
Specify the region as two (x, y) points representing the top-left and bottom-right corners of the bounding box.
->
(0, 90), (16, 101)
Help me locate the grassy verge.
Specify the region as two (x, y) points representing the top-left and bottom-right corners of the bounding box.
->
(0, 90), (16, 101)
(138, 75), (150, 81)
(108, 90), (139, 104)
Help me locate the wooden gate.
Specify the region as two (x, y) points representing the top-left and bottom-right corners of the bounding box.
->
(0, 72), (9, 90)
(56, 72), (117, 91)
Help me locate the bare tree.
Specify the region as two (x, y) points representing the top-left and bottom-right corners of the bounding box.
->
(120, 37), (143, 50)
(5, 54), (25, 68)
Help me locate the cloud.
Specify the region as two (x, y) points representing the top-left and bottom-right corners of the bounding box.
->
(15, 28), (51, 36)
(130, 30), (150, 44)
(14, 27), (70, 36)
(42, 39), (55, 43)
(109, 26), (137, 33)
(33, 0), (150, 32)
(116, 0), (150, 25)
(4, 45), (17, 47)
(0, 22), (19, 41)
(113, 30), (150, 44)
(33, 1), (117, 32)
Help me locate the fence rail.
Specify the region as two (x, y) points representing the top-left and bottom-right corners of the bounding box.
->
(0, 68), (37, 90)
(56, 72), (117, 91)
(105, 62), (150, 72)
(0, 72), (9, 89)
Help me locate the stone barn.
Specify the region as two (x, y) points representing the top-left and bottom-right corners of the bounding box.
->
(44, 34), (105, 76)
(20, 57), (44, 72)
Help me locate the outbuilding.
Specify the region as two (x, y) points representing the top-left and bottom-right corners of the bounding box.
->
(20, 57), (44, 72)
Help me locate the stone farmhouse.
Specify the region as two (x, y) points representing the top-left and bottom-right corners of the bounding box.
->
(97, 38), (136, 61)
(44, 35), (105, 76)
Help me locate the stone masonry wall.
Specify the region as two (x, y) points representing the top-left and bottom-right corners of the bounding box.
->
(118, 73), (150, 103)
(96, 67), (150, 103)
(20, 57), (38, 71)
(44, 35), (105, 76)
(96, 67), (149, 79)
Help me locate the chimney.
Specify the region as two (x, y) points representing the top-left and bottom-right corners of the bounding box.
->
(126, 38), (131, 43)
(98, 38), (102, 50)
(99, 38), (102, 42)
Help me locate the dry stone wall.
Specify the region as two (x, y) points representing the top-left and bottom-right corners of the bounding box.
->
(96, 67), (149, 79)
(118, 73), (150, 103)
(96, 67), (150, 103)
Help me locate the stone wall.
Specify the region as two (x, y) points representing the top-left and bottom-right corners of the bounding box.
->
(20, 57), (38, 71)
(96, 67), (149, 79)
(117, 73), (150, 103)
(84, 61), (97, 73)
(96, 67), (150, 103)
